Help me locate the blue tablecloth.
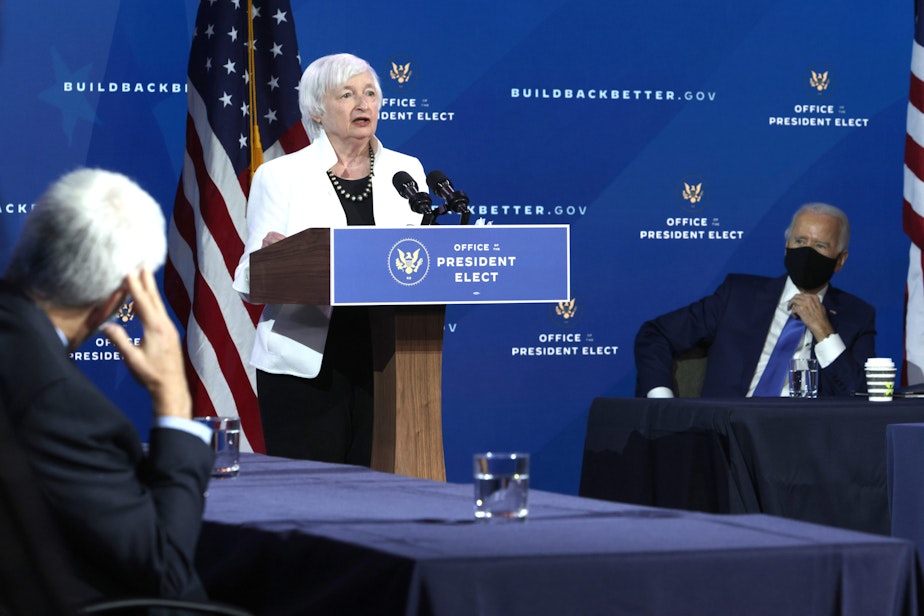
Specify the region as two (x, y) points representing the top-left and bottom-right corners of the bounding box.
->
(887, 422), (924, 561)
(196, 453), (920, 616)
(580, 397), (924, 534)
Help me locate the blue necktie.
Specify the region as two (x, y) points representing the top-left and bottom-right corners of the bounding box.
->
(753, 315), (806, 397)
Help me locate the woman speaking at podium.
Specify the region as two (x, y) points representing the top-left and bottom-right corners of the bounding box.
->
(232, 53), (426, 464)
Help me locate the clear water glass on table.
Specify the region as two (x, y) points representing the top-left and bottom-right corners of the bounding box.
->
(193, 416), (241, 477)
(473, 452), (529, 521)
(788, 357), (819, 398)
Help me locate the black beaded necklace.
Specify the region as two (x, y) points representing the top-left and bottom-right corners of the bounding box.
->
(326, 144), (375, 202)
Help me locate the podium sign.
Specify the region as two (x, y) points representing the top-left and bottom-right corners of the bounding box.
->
(331, 224), (570, 305)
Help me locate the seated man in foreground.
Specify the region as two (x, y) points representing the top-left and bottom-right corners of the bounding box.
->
(634, 202), (875, 398)
(0, 169), (214, 607)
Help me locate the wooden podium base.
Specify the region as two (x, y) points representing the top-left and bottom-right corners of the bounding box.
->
(370, 305), (446, 481)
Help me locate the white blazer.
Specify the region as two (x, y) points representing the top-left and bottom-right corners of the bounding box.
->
(232, 132), (425, 378)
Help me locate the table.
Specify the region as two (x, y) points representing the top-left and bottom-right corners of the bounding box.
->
(195, 453), (920, 615)
(887, 422), (924, 560)
(579, 397), (924, 535)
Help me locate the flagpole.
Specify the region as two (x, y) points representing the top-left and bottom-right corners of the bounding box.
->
(246, 0), (263, 185)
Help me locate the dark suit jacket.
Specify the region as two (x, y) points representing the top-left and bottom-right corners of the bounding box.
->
(634, 274), (876, 397)
(0, 280), (213, 605)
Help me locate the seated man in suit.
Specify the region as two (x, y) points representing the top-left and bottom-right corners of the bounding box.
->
(635, 202), (875, 398)
(0, 169), (214, 607)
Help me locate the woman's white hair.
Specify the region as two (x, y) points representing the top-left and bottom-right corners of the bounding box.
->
(6, 168), (166, 308)
(298, 53), (382, 141)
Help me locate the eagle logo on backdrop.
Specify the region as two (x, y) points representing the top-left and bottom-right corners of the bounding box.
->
(678, 175), (706, 212)
(388, 238), (429, 286)
(809, 69), (830, 93)
(556, 298), (577, 320)
(682, 182), (704, 205)
(390, 61), (413, 85)
(115, 300), (135, 324)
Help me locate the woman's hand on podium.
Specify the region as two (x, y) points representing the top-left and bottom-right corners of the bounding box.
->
(262, 231), (286, 248)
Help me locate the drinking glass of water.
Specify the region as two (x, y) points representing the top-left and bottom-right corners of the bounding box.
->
(473, 452), (529, 521)
(193, 416), (241, 477)
(788, 358), (819, 398)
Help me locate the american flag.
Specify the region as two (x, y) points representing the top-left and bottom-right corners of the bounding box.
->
(905, 0), (924, 387)
(165, 0), (309, 452)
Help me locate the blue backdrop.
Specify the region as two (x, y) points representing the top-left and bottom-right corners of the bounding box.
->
(0, 0), (910, 494)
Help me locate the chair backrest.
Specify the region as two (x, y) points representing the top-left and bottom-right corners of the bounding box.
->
(672, 345), (708, 398)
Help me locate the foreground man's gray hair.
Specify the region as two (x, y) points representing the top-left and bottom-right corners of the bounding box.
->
(6, 168), (166, 307)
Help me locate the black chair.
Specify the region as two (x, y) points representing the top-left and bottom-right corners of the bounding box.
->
(671, 344), (709, 398)
(0, 397), (251, 616)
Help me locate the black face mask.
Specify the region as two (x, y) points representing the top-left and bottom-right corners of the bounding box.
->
(784, 246), (839, 290)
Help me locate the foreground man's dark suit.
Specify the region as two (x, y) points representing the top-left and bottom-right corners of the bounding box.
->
(0, 280), (213, 604)
(635, 274), (876, 397)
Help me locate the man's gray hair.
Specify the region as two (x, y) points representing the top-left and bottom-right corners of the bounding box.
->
(298, 53), (382, 141)
(784, 202), (851, 252)
(6, 168), (166, 308)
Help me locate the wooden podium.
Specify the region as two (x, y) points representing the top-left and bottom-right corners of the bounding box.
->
(248, 228), (446, 481)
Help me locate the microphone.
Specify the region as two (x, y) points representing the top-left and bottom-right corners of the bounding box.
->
(426, 170), (470, 215)
(392, 171), (433, 215)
